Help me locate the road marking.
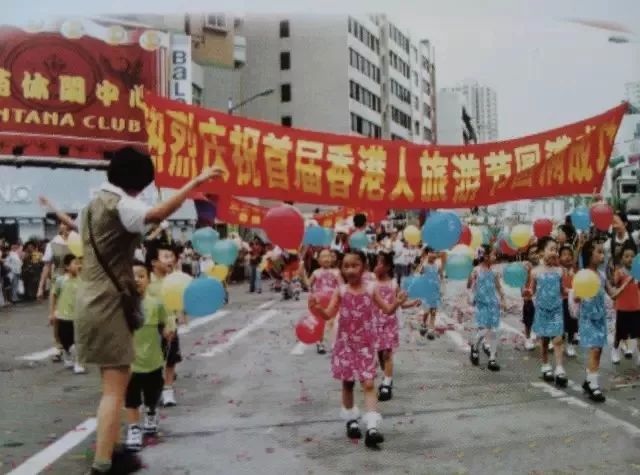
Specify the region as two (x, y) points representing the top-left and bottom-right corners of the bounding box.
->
(290, 342), (309, 355)
(16, 347), (59, 362)
(7, 418), (97, 475)
(257, 300), (276, 310)
(199, 309), (277, 357)
(179, 310), (230, 335)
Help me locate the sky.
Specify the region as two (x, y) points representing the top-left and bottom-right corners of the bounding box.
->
(4, 0), (640, 140)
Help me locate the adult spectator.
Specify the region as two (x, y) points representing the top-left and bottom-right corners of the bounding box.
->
(5, 244), (23, 303)
(249, 237), (265, 293)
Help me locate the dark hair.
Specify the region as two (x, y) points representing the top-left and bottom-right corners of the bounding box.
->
(423, 246), (434, 255)
(343, 249), (367, 267)
(558, 244), (573, 256)
(537, 236), (557, 252)
(63, 254), (76, 268)
(377, 251), (395, 278)
(353, 213), (367, 229)
(558, 223), (576, 243)
(132, 259), (148, 276)
(581, 239), (604, 268)
(107, 147), (154, 193)
(145, 241), (176, 271)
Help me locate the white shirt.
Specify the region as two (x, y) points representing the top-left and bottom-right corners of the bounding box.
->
(43, 235), (67, 263)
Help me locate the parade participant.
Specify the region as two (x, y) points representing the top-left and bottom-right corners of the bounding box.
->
(44, 147), (223, 475)
(281, 251), (302, 301)
(125, 261), (173, 451)
(49, 254), (85, 374)
(373, 252), (419, 401)
(418, 247), (442, 340)
(249, 237), (265, 294)
(308, 248), (343, 354)
(559, 245), (578, 357)
(529, 236), (567, 387)
(522, 244), (539, 351)
(610, 244), (640, 365)
(468, 245), (506, 371)
(310, 250), (408, 450)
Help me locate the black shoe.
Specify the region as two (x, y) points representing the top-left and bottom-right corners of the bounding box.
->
(555, 374), (568, 388)
(427, 331), (435, 340)
(625, 351), (633, 360)
(470, 345), (479, 366)
(346, 419), (362, 439)
(542, 370), (554, 383)
(488, 359), (500, 372)
(582, 381), (606, 403)
(316, 343), (326, 355)
(419, 325), (427, 337)
(483, 343), (491, 357)
(111, 447), (142, 474)
(365, 428), (384, 450)
(377, 384), (392, 401)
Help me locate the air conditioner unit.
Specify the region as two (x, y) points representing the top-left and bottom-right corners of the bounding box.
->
(204, 15), (227, 32)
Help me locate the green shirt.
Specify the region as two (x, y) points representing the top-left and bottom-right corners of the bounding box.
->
(132, 294), (168, 373)
(54, 275), (79, 321)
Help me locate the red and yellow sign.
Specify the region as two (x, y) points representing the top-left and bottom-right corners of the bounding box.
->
(146, 94), (625, 209)
(314, 207), (386, 228)
(217, 196), (268, 227)
(0, 26), (160, 160)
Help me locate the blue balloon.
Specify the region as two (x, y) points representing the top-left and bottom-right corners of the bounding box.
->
(482, 227), (492, 245)
(304, 226), (332, 246)
(445, 254), (473, 280)
(192, 227), (219, 256)
(503, 262), (528, 288)
(571, 206), (591, 231)
(401, 275), (416, 292)
(422, 211), (462, 251)
(632, 255), (640, 281)
(212, 239), (239, 266)
(408, 274), (439, 302)
(184, 277), (225, 318)
(349, 231), (369, 250)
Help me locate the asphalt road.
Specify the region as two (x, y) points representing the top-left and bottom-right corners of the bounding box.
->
(2, 281), (640, 474)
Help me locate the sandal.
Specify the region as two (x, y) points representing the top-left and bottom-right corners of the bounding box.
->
(346, 419), (362, 439)
(542, 369), (554, 383)
(377, 384), (393, 402)
(554, 374), (568, 388)
(364, 428), (384, 450)
(488, 359), (500, 372)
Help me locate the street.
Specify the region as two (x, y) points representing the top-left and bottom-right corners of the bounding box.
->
(2, 282), (640, 475)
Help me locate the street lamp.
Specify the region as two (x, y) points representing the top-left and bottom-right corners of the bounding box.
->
(228, 88), (275, 115)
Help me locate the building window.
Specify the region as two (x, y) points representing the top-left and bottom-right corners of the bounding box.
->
(348, 47), (380, 84)
(413, 95), (419, 110)
(280, 51), (290, 70)
(351, 112), (381, 138)
(205, 15), (226, 31)
(413, 71), (418, 87)
(414, 121), (420, 135)
(349, 80), (381, 113)
(192, 84), (203, 106)
(281, 83), (291, 102)
(423, 127), (433, 142)
(348, 17), (378, 54)
(279, 20), (290, 38)
(281, 116), (292, 127)
(391, 106), (411, 130)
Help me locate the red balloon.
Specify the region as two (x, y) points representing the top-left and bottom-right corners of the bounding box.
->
(499, 239), (517, 256)
(533, 219), (553, 238)
(458, 225), (472, 245)
(295, 314), (325, 344)
(263, 205), (305, 249)
(591, 203), (614, 231)
(309, 291), (333, 321)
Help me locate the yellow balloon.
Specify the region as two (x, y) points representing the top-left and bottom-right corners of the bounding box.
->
(469, 226), (482, 250)
(66, 231), (83, 257)
(573, 269), (601, 299)
(161, 271), (193, 312)
(510, 224), (532, 249)
(207, 264), (229, 282)
(404, 225), (421, 246)
(450, 244), (474, 259)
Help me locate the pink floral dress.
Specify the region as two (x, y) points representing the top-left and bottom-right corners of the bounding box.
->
(311, 268), (340, 295)
(331, 283), (378, 382)
(375, 280), (400, 351)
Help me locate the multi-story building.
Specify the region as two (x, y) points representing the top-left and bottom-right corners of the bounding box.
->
(435, 89), (476, 145)
(442, 79), (498, 143)
(237, 14), (436, 144)
(625, 80), (640, 110)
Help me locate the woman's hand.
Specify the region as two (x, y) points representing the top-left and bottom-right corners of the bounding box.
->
(195, 166), (225, 186)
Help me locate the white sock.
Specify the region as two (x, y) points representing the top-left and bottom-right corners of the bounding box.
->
(363, 411), (382, 430)
(382, 376), (392, 386)
(340, 406), (360, 421)
(555, 365), (565, 376)
(488, 330), (499, 359)
(541, 363), (552, 373)
(587, 371), (599, 387)
(475, 329), (486, 348)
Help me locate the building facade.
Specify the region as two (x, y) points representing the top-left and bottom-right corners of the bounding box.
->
(435, 89), (476, 145)
(442, 79), (498, 143)
(625, 81), (640, 110)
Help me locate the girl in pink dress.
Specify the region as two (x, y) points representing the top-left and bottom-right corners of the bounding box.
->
(308, 249), (343, 354)
(373, 252), (420, 402)
(311, 250), (408, 450)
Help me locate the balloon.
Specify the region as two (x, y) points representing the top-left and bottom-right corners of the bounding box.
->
(304, 226), (328, 246)
(404, 225), (421, 246)
(422, 211), (462, 251)
(66, 231), (83, 257)
(450, 244), (474, 259)
(632, 255), (640, 281)
(349, 231), (369, 250)
(470, 226), (483, 249)
(192, 227), (219, 256)
(263, 205), (305, 250)
(184, 277), (225, 318)
(458, 225), (472, 246)
(408, 274), (439, 302)
(571, 206), (591, 232)
(573, 269), (601, 299)
(212, 239), (239, 266)
(591, 203), (614, 231)
(510, 224), (532, 249)
(481, 227), (492, 245)
(161, 271), (193, 313)
(295, 314), (325, 344)
(499, 239), (517, 256)
(503, 262), (528, 288)
(445, 254), (473, 280)
(207, 264), (229, 281)
(401, 275), (415, 292)
(309, 291), (333, 321)
(533, 219), (553, 238)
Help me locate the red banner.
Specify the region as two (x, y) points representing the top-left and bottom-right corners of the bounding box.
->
(146, 94), (625, 209)
(217, 196), (268, 227)
(0, 26), (161, 161)
(314, 207), (385, 228)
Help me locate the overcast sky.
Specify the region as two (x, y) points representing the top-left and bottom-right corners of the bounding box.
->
(5, 0), (640, 140)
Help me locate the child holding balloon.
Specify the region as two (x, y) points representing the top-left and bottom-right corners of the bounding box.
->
(468, 245), (506, 371)
(310, 250), (408, 450)
(308, 249), (343, 354)
(611, 244), (640, 365)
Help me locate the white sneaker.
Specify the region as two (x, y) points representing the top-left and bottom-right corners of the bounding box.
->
(162, 387), (176, 407)
(548, 341), (554, 351)
(73, 363), (87, 374)
(524, 338), (535, 351)
(125, 425), (143, 452)
(611, 347), (621, 364)
(143, 412), (159, 434)
(565, 344), (576, 357)
(63, 352), (74, 369)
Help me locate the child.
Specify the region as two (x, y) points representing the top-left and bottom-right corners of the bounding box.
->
(559, 245), (578, 357)
(125, 261), (174, 451)
(373, 252), (419, 401)
(308, 249), (343, 354)
(49, 254), (86, 374)
(530, 236), (567, 387)
(418, 247), (442, 340)
(468, 245), (506, 371)
(282, 251), (302, 301)
(522, 244), (539, 351)
(610, 244), (640, 365)
(311, 250), (408, 450)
